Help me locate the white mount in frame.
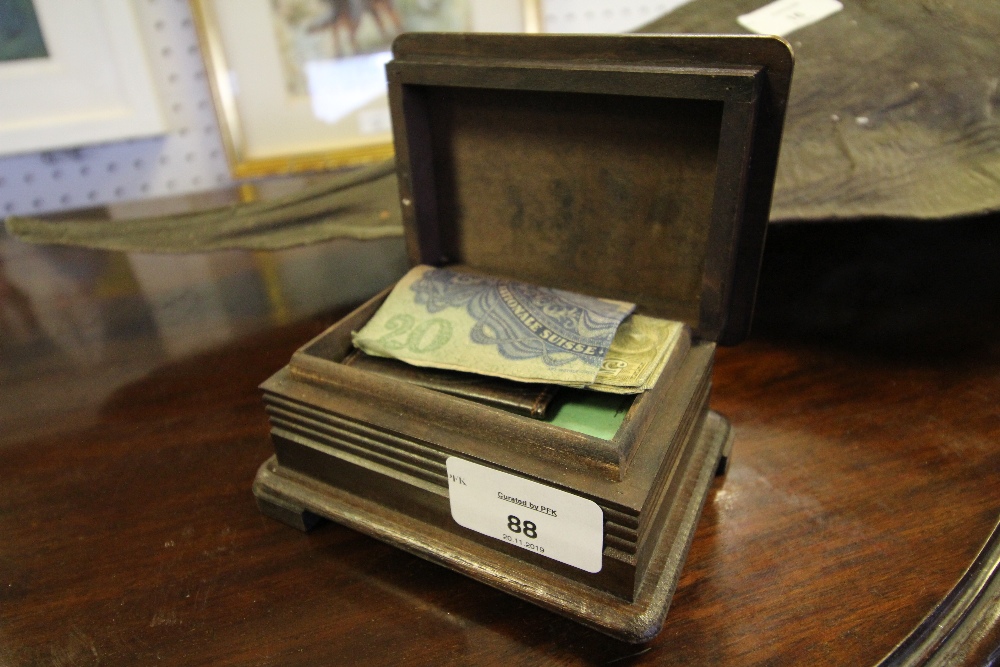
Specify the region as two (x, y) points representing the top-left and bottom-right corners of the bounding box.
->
(0, 0), (166, 157)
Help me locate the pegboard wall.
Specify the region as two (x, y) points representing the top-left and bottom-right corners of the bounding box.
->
(541, 0), (694, 33)
(0, 0), (694, 218)
(0, 0), (232, 218)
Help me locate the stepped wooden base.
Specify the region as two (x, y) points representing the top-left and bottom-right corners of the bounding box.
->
(253, 409), (731, 643)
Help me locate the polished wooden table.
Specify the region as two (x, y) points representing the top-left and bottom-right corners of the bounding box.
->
(2, 220), (998, 665)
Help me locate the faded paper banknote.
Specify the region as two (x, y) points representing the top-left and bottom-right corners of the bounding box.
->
(587, 315), (690, 393)
(353, 265), (635, 386)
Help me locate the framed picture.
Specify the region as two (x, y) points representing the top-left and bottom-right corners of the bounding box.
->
(192, 0), (541, 178)
(0, 0), (166, 157)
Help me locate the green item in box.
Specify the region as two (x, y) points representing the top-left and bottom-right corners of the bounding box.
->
(545, 390), (634, 441)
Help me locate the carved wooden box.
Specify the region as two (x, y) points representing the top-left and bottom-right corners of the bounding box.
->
(253, 33), (792, 642)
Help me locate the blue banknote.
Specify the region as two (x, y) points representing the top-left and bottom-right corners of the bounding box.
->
(352, 265), (636, 385)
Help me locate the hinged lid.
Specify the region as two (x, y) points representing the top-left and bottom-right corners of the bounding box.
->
(386, 34), (792, 345)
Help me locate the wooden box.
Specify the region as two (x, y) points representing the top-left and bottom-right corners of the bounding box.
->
(253, 33), (792, 642)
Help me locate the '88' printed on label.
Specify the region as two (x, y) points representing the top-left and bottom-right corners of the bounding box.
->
(446, 457), (604, 573)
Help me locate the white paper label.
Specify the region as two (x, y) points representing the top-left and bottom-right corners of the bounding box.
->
(737, 0), (843, 36)
(446, 457), (604, 573)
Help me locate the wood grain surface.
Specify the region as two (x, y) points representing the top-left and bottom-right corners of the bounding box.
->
(2, 218), (999, 665)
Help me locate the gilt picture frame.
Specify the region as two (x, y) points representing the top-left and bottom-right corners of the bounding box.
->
(192, 0), (541, 179)
(0, 0), (166, 157)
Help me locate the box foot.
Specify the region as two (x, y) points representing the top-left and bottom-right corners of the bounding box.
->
(253, 476), (324, 532)
(707, 410), (735, 476)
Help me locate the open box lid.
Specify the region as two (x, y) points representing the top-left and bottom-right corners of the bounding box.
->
(386, 34), (792, 345)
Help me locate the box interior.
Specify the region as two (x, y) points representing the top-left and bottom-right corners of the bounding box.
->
(408, 84), (724, 328)
(298, 289), (646, 442)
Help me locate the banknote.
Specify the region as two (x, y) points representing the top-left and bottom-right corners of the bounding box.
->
(586, 315), (690, 393)
(353, 265), (635, 386)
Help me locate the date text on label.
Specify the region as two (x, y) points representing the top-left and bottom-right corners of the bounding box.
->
(446, 457), (604, 573)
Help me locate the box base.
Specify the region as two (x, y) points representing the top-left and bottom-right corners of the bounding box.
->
(253, 408), (732, 643)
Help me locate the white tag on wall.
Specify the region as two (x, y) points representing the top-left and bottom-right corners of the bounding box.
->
(446, 457), (604, 573)
(737, 0), (843, 36)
